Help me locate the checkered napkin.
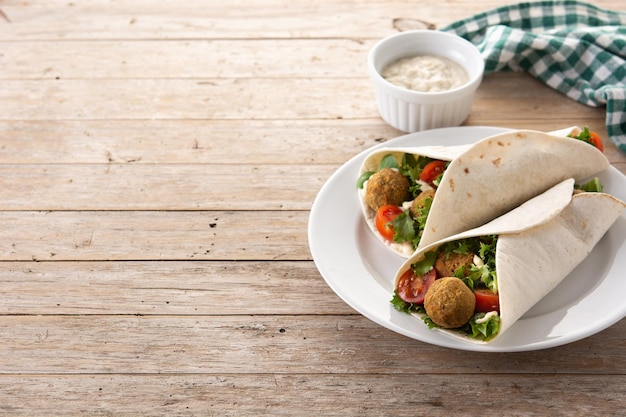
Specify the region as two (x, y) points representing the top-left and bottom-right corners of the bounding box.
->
(441, 1), (626, 152)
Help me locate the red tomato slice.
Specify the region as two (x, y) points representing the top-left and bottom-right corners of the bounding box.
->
(396, 268), (437, 304)
(419, 160), (446, 187)
(375, 205), (403, 241)
(474, 289), (500, 313)
(589, 131), (604, 152)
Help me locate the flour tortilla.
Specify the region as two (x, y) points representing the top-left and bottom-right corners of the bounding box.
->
(358, 127), (609, 257)
(420, 129), (609, 248)
(394, 179), (626, 343)
(358, 144), (470, 256)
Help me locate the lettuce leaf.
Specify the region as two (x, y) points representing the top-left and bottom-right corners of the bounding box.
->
(575, 177), (603, 193)
(390, 211), (417, 246)
(390, 291), (424, 314)
(467, 312), (500, 341)
(356, 171), (374, 189)
(389, 196), (433, 250)
(399, 154), (434, 198)
(378, 154), (399, 170)
(411, 251), (438, 276)
(440, 236), (498, 293)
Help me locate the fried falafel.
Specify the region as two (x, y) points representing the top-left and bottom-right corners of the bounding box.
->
(364, 168), (411, 212)
(434, 250), (475, 278)
(424, 277), (475, 328)
(410, 189), (435, 218)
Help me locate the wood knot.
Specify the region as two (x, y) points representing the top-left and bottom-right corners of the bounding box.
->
(392, 18), (436, 31)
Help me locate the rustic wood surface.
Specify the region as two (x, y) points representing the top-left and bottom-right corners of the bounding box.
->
(1, 1), (625, 415)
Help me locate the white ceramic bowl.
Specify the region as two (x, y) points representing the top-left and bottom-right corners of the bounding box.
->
(368, 30), (484, 132)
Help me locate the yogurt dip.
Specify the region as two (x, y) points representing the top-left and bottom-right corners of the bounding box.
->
(381, 55), (469, 93)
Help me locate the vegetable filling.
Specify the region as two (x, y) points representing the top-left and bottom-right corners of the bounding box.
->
(358, 153), (449, 251)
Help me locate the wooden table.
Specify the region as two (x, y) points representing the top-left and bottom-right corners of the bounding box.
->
(1, 1), (625, 415)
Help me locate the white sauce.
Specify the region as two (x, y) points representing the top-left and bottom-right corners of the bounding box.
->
(381, 55), (469, 93)
(475, 311), (498, 324)
(359, 178), (414, 257)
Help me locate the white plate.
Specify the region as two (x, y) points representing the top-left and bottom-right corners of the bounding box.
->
(308, 126), (626, 352)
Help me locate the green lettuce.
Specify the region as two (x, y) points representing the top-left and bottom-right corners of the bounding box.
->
(389, 196), (433, 250)
(467, 312), (501, 341)
(575, 177), (603, 193)
(390, 291), (424, 314)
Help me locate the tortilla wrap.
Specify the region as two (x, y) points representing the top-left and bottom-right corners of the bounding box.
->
(393, 179), (625, 343)
(358, 127), (609, 257)
(420, 128), (609, 248)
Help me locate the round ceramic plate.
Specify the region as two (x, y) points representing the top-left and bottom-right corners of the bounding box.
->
(308, 126), (626, 352)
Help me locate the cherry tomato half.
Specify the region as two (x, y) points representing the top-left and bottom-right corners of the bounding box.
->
(474, 289), (500, 313)
(375, 205), (403, 241)
(589, 131), (604, 153)
(396, 268), (437, 304)
(420, 160), (446, 187)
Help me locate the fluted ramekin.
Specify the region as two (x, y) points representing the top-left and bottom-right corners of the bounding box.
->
(368, 30), (484, 133)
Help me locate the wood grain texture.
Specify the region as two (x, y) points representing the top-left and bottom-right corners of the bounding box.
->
(0, 374), (622, 417)
(1, 39), (372, 79)
(0, 164), (332, 210)
(0, 0), (619, 41)
(0, 211), (310, 261)
(0, 261), (351, 315)
(0, 0), (624, 415)
(0, 119), (391, 164)
(1, 315), (624, 374)
(0, 75), (613, 121)
(1, 115), (622, 172)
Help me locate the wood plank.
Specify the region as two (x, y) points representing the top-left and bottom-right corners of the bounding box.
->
(2, 115), (614, 166)
(0, 315), (623, 375)
(473, 74), (608, 120)
(0, 74), (615, 122)
(0, 0), (531, 40)
(0, 119), (393, 164)
(0, 373), (624, 416)
(0, 210), (311, 261)
(0, 78), (377, 120)
(0, 39), (373, 79)
(0, 137), (620, 214)
(0, 261), (353, 315)
(0, 164), (334, 210)
(0, 0), (620, 40)
(1, 1), (624, 416)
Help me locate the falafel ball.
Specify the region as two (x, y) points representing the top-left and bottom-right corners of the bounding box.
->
(410, 189), (435, 218)
(364, 168), (411, 212)
(434, 250), (475, 278)
(424, 277), (475, 328)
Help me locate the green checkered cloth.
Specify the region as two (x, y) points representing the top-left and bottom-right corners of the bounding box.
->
(441, 1), (626, 152)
